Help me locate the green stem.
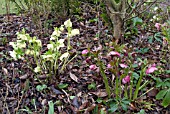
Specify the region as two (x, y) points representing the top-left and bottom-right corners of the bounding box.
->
(133, 67), (146, 100)
(115, 75), (119, 99)
(99, 61), (111, 98)
(129, 73), (133, 100)
(124, 84), (128, 98)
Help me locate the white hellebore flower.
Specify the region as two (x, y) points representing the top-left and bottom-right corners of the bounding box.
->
(60, 52), (69, 61)
(50, 30), (61, 40)
(51, 29), (61, 37)
(36, 39), (42, 47)
(59, 25), (64, 31)
(9, 50), (17, 60)
(70, 29), (80, 37)
(57, 39), (65, 50)
(154, 7), (158, 11)
(47, 44), (54, 50)
(17, 34), (28, 40)
(42, 54), (55, 61)
(64, 19), (72, 28)
(25, 49), (31, 55)
(34, 66), (41, 73)
(16, 40), (26, 48)
(9, 42), (16, 48)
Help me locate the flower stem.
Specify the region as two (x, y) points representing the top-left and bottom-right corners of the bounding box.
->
(133, 67), (146, 100)
(99, 61), (111, 98)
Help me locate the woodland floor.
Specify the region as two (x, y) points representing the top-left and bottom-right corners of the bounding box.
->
(0, 2), (170, 114)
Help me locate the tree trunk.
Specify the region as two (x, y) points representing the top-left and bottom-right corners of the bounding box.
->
(105, 0), (126, 43)
(111, 13), (124, 43)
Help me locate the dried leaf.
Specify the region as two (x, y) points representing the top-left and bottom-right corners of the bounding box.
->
(2, 67), (8, 76)
(69, 72), (79, 83)
(51, 86), (63, 95)
(72, 96), (79, 108)
(90, 91), (108, 97)
(19, 74), (28, 80)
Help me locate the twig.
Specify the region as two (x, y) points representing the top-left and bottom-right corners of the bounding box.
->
(124, 0), (157, 22)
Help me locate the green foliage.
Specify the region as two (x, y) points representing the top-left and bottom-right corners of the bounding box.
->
(155, 78), (170, 108)
(135, 48), (149, 54)
(162, 20), (170, 44)
(82, 43), (158, 112)
(107, 98), (130, 113)
(36, 84), (47, 91)
(88, 82), (96, 90)
(137, 109), (145, 114)
(58, 84), (68, 89)
(132, 17), (143, 26)
(156, 88), (170, 108)
(9, 19), (79, 79)
(48, 101), (54, 114)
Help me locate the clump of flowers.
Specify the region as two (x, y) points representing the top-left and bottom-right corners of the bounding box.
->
(9, 19), (79, 76)
(82, 44), (159, 102)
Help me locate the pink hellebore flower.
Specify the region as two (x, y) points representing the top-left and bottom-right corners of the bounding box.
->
(89, 64), (97, 70)
(146, 66), (158, 74)
(122, 75), (130, 84)
(155, 23), (161, 31)
(85, 57), (91, 64)
(109, 51), (121, 57)
(120, 64), (128, 68)
(107, 64), (112, 69)
(82, 49), (89, 55)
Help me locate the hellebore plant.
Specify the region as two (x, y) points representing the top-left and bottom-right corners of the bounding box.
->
(9, 19), (79, 78)
(82, 44), (158, 103)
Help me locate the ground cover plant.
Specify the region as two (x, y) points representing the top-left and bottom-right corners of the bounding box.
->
(0, 0), (170, 113)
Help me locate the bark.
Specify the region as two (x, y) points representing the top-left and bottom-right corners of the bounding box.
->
(105, 0), (126, 43)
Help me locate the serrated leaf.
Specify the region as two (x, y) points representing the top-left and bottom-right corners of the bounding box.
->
(156, 89), (167, 100)
(162, 89), (170, 107)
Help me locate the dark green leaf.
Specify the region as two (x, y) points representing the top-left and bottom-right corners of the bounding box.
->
(156, 89), (167, 100)
(132, 17), (143, 26)
(137, 109), (145, 114)
(121, 103), (128, 111)
(108, 104), (118, 113)
(165, 70), (170, 74)
(162, 89), (170, 107)
(88, 82), (96, 90)
(36, 84), (47, 91)
(58, 84), (68, 89)
(154, 32), (162, 43)
(132, 72), (139, 80)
